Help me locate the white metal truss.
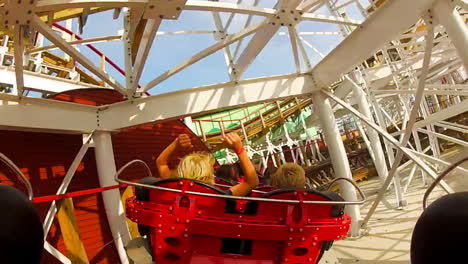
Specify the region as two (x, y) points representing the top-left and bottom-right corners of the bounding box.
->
(0, 0), (466, 253)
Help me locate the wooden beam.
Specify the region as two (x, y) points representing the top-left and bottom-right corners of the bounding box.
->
(57, 198), (89, 264)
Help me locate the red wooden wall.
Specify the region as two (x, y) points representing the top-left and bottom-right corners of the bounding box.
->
(0, 89), (210, 263)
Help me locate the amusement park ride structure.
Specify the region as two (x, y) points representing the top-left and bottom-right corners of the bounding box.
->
(0, 0), (467, 263)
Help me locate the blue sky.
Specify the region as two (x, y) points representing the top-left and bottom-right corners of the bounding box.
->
(53, 0), (367, 95)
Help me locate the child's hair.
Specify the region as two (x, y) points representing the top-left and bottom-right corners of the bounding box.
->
(177, 152), (215, 185)
(215, 162), (243, 183)
(270, 163), (306, 189)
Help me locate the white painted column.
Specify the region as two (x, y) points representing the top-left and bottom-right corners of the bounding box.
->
(433, 0), (468, 69)
(352, 84), (388, 184)
(311, 92), (361, 236)
(93, 132), (130, 264)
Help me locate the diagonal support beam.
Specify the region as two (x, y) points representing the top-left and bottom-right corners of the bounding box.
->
(13, 26), (25, 98)
(130, 18), (162, 95)
(233, 0), (301, 79)
(233, 23), (280, 78)
(142, 20), (266, 91)
(43, 134), (93, 237)
(323, 91), (453, 193)
(288, 27), (301, 73)
(32, 15), (127, 95)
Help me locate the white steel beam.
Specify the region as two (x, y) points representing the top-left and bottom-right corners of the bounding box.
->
(184, 1), (275, 16)
(288, 27), (301, 73)
(301, 13), (361, 26)
(13, 26), (25, 97)
(93, 132), (130, 264)
(323, 90), (453, 192)
(32, 16), (127, 95)
(435, 121), (468, 134)
(233, 1), (301, 79)
(130, 18), (163, 95)
(0, 66), (105, 93)
(433, 0), (468, 69)
(36, 0), (147, 12)
(233, 23), (281, 79)
(43, 135), (92, 236)
(418, 128), (468, 148)
(102, 74), (317, 130)
(310, 0), (437, 88)
(142, 20), (266, 91)
(0, 94), (97, 133)
(44, 241), (72, 264)
(28, 35), (122, 54)
(394, 102), (468, 134)
(312, 91), (361, 236)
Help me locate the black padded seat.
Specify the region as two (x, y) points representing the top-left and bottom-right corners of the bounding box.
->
(411, 192), (468, 264)
(0, 185), (44, 264)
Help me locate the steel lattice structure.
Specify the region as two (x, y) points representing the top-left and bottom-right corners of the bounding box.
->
(0, 0), (467, 263)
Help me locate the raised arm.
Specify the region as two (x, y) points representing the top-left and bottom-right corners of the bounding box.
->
(156, 134), (193, 179)
(222, 132), (259, 196)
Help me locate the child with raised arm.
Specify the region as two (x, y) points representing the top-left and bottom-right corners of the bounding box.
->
(156, 132), (258, 196)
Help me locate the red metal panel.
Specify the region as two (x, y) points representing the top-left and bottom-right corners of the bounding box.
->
(126, 180), (350, 264)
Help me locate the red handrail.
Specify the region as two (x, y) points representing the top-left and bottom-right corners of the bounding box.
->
(52, 22), (150, 95)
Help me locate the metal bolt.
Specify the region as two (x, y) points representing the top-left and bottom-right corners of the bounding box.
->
(299, 228), (303, 232)
(289, 228), (294, 233)
(149, 5), (154, 8)
(158, 224), (162, 228)
(158, 230), (162, 233)
(184, 234), (188, 238)
(198, 211), (202, 215)
(176, 7), (181, 11)
(313, 237), (318, 241)
(176, 218), (180, 223)
(301, 237), (305, 241)
(288, 237), (293, 241)
(312, 242), (316, 246)
(171, 227), (175, 231)
(287, 242), (291, 246)
(186, 220), (190, 223)
(308, 258), (313, 262)
(169, 206), (173, 211)
(27, 10), (31, 14)
(159, 15), (164, 19)
(179, 182), (183, 186)
(184, 229), (188, 232)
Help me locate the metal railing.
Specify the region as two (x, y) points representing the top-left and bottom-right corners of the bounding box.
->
(115, 159), (367, 205)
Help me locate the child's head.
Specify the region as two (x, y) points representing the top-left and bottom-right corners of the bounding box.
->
(270, 163), (306, 189)
(177, 152), (215, 185)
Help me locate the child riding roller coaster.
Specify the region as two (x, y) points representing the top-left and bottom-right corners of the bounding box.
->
(156, 132), (258, 196)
